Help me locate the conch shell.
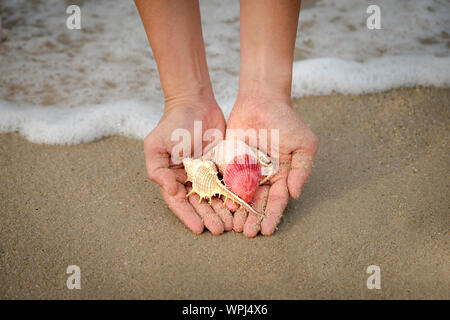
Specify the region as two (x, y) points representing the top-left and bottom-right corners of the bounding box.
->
(183, 158), (263, 219)
(205, 139), (277, 203)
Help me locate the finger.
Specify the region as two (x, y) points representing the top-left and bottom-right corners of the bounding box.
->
(243, 186), (269, 238)
(144, 142), (178, 196)
(187, 188), (224, 235)
(210, 198), (233, 231)
(224, 198), (239, 212)
(287, 149), (316, 199)
(232, 207), (248, 232)
(160, 184), (204, 234)
(260, 180), (289, 236)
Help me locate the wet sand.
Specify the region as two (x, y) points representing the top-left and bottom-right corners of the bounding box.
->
(0, 87), (448, 299)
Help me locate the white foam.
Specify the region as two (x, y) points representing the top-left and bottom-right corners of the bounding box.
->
(0, 99), (162, 144)
(0, 0), (449, 144)
(292, 55), (450, 97)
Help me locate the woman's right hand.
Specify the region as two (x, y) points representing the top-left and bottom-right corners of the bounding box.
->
(144, 101), (233, 235)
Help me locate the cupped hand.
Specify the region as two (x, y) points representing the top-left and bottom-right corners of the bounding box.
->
(144, 101), (233, 235)
(226, 97), (318, 237)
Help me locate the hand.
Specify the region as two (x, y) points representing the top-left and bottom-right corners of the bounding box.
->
(226, 96), (318, 237)
(144, 101), (233, 235)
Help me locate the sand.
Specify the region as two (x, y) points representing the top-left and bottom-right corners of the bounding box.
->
(0, 87), (448, 299)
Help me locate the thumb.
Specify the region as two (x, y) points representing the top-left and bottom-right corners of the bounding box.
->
(287, 149), (314, 199)
(144, 143), (178, 196)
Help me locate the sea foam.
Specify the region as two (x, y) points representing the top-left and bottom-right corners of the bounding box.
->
(0, 0), (449, 144)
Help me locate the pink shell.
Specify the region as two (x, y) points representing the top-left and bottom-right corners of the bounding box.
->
(223, 154), (262, 203)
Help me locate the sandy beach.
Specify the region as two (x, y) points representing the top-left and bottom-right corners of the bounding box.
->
(0, 87), (448, 299)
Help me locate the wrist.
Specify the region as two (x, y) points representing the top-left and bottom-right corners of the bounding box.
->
(236, 78), (292, 106)
(164, 84), (218, 112)
(164, 100), (220, 117)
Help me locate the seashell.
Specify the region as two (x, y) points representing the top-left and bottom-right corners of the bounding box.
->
(223, 153), (262, 203)
(205, 140), (277, 202)
(182, 158), (263, 219)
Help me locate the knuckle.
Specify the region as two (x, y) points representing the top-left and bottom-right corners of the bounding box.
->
(143, 129), (162, 153)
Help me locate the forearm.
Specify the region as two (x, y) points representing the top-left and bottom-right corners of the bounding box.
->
(238, 0), (301, 101)
(135, 0), (215, 106)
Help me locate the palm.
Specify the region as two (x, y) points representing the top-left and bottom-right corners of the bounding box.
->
(226, 99), (318, 237)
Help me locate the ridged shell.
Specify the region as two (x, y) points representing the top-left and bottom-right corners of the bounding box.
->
(223, 154), (262, 203)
